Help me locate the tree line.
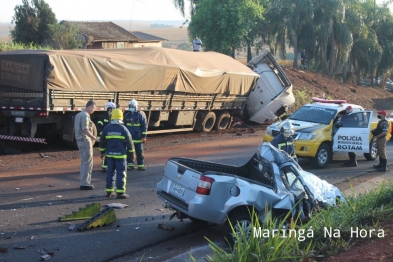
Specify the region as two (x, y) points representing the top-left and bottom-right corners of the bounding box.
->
(174, 0), (393, 87)
(9, 0), (393, 87)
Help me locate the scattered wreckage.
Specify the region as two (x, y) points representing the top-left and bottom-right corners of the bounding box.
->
(156, 142), (345, 244)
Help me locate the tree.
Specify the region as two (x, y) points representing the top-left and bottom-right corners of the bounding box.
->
(11, 0), (56, 45)
(172, 0), (201, 18)
(47, 24), (83, 50)
(188, 0), (264, 58)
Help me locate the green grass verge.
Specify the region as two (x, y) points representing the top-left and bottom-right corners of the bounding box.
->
(200, 181), (393, 261)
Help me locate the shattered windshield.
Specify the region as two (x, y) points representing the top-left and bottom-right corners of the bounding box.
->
(289, 106), (337, 124)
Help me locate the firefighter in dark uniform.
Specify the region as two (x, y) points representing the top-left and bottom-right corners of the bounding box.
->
(124, 99), (147, 170)
(271, 122), (298, 162)
(99, 108), (135, 199)
(372, 110), (389, 172)
(97, 102), (117, 172)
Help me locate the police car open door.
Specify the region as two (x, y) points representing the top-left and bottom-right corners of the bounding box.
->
(333, 111), (373, 153)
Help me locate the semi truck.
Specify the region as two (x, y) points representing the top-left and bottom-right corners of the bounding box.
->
(0, 47), (294, 146)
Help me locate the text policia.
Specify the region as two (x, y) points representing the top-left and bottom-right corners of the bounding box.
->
(337, 135), (363, 150)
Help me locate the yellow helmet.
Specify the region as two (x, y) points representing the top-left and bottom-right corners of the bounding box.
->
(111, 108), (123, 120)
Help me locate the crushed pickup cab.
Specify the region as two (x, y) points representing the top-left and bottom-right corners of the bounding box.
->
(156, 142), (345, 244)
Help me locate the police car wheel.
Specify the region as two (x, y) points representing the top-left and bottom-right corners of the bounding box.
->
(312, 143), (331, 168)
(364, 137), (378, 161)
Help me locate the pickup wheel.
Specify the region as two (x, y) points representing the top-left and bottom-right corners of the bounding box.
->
(364, 137), (378, 160)
(312, 143), (331, 168)
(223, 212), (253, 246)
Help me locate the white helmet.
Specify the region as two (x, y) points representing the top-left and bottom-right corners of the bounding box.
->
(129, 99), (138, 108)
(106, 102), (116, 110)
(280, 122), (294, 138)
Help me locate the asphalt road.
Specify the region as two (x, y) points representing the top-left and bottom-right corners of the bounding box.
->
(0, 136), (392, 262)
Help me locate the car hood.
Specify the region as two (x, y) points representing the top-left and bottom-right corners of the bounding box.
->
(278, 119), (326, 133)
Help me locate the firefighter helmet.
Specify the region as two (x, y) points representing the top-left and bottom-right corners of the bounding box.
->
(280, 122), (294, 138)
(106, 102), (116, 110)
(111, 108), (123, 121)
(128, 99), (138, 108)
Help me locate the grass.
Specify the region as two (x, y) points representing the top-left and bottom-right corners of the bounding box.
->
(199, 181), (393, 261)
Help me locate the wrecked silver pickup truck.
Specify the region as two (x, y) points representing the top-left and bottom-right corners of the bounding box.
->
(156, 143), (345, 243)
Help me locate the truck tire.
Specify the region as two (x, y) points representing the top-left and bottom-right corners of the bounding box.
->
(195, 111), (216, 132)
(214, 111), (231, 130)
(223, 212), (253, 246)
(364, 137), (378, 160)
(312, 143), (331, 168)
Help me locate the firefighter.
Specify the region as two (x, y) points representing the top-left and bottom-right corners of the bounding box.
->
(97, 102), (117, 172)
(124, 99), (147, 170)
(99, 108), (135, 199)
(372, 110), (389, 172)
(271, 122), (297, 162)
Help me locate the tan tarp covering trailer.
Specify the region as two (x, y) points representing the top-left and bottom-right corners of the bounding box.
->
(0, 47), (259, 95)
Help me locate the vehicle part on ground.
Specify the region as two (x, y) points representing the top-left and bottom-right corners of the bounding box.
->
(77, 207), (117, 231)
(58, 203), (100, 221)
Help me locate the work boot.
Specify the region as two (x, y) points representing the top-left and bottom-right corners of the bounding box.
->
(346, 161), (358, 167)
(138, 167), (146, 171)
(344, 153), (357, 167)
(101, 168), (107, 172)
(116, 193), (129, 199)
(106, 192), (115, 198)
(373, 157), (383, 168)
(377, 159), (387, 172)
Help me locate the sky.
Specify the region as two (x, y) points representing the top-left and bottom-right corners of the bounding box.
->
(0, 0), (391, 23)
(0, 0), (188, 23)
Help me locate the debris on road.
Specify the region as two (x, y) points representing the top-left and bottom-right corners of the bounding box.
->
(13, 246), (26, 250)
(58, 203), (100, 221)
(105, 203), (129, 209)
(76, 207), (116, 231)
(0, 247), (8, 253)
(39, 153), (49, 158)
(158, 224), (175, 231)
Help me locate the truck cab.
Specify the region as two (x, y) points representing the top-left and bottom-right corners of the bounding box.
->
(263, 98), (391, 168)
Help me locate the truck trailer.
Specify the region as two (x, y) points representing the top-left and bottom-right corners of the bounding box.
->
(0, 47), (294, 145)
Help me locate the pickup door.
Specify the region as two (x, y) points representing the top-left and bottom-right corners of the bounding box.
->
(332, 111), (373, 153)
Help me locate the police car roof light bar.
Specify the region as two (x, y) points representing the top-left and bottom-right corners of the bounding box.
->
(312, 97), (347, 104)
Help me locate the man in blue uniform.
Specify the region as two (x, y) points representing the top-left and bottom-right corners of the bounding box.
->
(124, 99), (147, 170)
(97, 102), (116, 172)
(99, 109), (135, 199)
(271, 122), (297, 162)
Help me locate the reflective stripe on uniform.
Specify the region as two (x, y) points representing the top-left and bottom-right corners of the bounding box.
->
(133, 139), (142, 143)
(106, 188), (114, 192)
(105, 135), (126, 139)
(106, 155), (127, 159)
(126, 123), (141, 126)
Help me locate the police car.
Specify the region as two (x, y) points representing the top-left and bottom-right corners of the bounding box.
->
(264, 98), (391, 168)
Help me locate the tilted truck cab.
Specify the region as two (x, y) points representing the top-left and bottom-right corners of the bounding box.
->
(263, 98), (392, 168)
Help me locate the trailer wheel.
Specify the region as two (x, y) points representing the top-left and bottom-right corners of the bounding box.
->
(214, 111), (231, 130)
(364, 137), (378, 160)
(194, 111), (216, 132)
